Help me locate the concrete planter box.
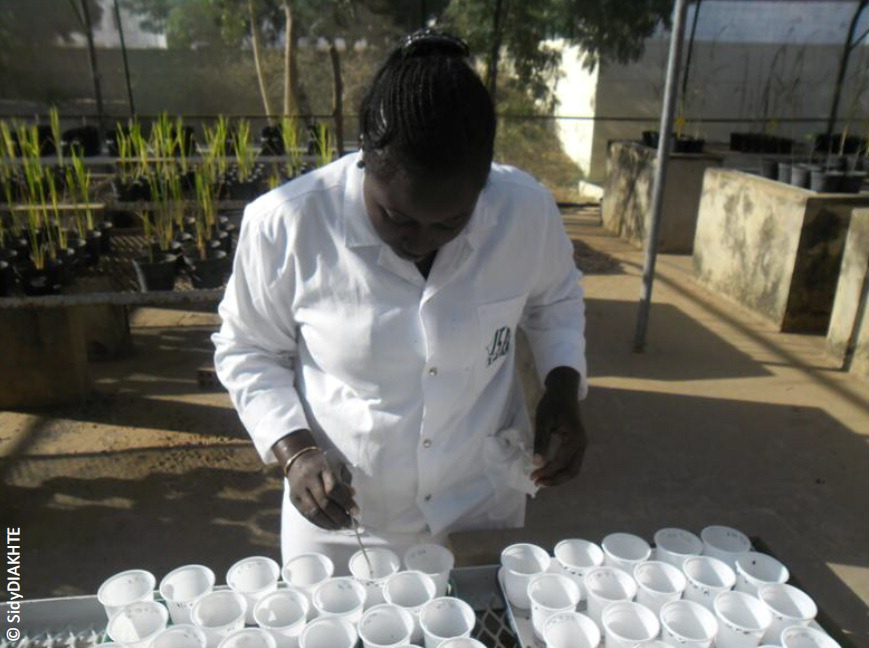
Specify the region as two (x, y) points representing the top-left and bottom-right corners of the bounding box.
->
(602, 140), (724, 253)
(827, 208), (869, 377)
(693, 168), (869, 334)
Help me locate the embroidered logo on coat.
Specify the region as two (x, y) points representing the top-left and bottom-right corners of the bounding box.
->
(486, 326), (512, 366)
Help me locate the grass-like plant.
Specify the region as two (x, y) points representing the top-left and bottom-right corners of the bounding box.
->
(49, 106), (63, 165)
(175, 116), (189, 175)
(314, 123), (334, 168)
(137, 211), (154, 264)
(71, 152), (94, 231)
(203, 116), (229, 179)
(234, 119), (255, 182)
(280, 115), (302, 177)
(129, 120), (150, 178)
(116, 122), (133, 183)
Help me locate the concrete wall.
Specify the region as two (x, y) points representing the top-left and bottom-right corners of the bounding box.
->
(827, 208), (869, 372)
(693, 168), (869, 333)
(553, 42), (599, 180)
(602, 141), (723, 253)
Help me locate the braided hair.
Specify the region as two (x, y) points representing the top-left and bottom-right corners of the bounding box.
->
(358, 29), (496, 188)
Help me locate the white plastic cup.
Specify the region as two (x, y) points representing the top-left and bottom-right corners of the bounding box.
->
(757, 583), (818, 644)
(358, 603), (415, 648)
(312, 576), (367, 624)
(582, 566), (638, 627)
(281, 554), (334, 609)
(682, 555), (737, 610)
(714, 590), (773, 648)
(500, 543), (551, 609)
(106, 601), (169, 648)
(734, 552), (790, 596)
(781, 626), (842, 648)
(419, 597), (476, 648)
(217, 629), (277, 648)
(298, 617), (358, 648)
(226, 557), (280, 624)
(527, 573), (581, 641)
(404, 545), (455, 598)
(659, 599), (719, 648)
(160, 565), (216, 625)
(384, 570), (437, 644)
(253, 589), (310, 648)
(552, 539), (604, 600)
(151, 624), (207, 648)
(542, 611), (601, 648)
(633, 560), (687, 615)
(601, 601), (661, 648)
(98, 569), (157, 621)
(349, 548), (401, 609)
(602, 532), (652, 573)
(654, 528), (704, 568)
(700, 526), (752, 567)
(191, 591), (248, 648)
(438, 640), (487, 648)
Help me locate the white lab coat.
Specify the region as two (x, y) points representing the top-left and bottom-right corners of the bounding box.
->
(213, 152), (587, 569)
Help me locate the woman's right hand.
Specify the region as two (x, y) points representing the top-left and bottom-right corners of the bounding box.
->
(273, 431), (358, 530)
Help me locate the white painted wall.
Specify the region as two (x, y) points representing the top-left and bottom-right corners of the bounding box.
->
(552, 41), (599, 180)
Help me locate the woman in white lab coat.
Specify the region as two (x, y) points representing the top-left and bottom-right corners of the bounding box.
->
(213, 29), (588, 570)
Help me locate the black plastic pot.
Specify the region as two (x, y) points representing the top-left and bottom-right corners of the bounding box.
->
(67, 236), (89, 267)
(673, 137), (705, 154)
(112, 176), (151, 202)
(187, 250), (231, 289)
(0, 260), (15, 296)
(85, 230), (102, 266)
(98, 220), (114, 254)
(759, 159), (778, 179)
(57, 248), (77, 286)
(641, 131), (660, 148)
(814, 133), (862, 155)
(20, 260), (62, 296)
(132, 253), (178, 291)
(810, 170), (843, 193)
(839, 172), (866, 194)
(225, 179), (263, 201)
(260, 125), (284, 155)
(61, 125), (101, 157)
(776, 162), (792, 183)
(790, 164), (817, 189)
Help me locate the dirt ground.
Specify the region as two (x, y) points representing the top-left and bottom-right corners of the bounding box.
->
(1, 206), (867, 647)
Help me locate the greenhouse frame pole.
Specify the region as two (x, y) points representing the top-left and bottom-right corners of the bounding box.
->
(633, 0), (690, 352)
(113, 0), (136, 117)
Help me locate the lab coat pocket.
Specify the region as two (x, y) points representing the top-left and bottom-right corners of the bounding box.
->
(482, 427), (539, 522)
(476, 294), (527, 381)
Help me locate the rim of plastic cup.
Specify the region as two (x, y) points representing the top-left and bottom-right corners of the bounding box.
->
(714, 590), (773, 632)
(107, 600), (169, 643)
(438, 639), (487, 648)
(253, 587), (310, 630)
(734, 552), (790, 586)
(602, 601), (661, 644)
(683, 555), (737, 589)
(383, 570), (437, 608)
(543, 611), (601, 648)
(553, 538), (604, 569)
(312, 576), (367, 615)
(781, 625), (841, 648)
(601, 532), (652, 563)
(218, 627), (277, 648)
(758, 583), (818, 621)
(633, 560), (687, 595)
(159, 564), (216, 603)
(527, 573), (581, 610)
(349, 547), (401, 581)
(660, 599), (719, 641)
(403, 544), (456, 573)
(653, 528), (704, 557)
(152, 624), (207, 648)
(191, 590), (248, 628)
(299, 616), (357, 648)
(419, 596), (476, 640)
(98, 569), (157, 606)
(583, 566), (639, 602)
(358, 603), (415, 646)
(281, 553), (335, 588)
(700, 525), (751, 555)
(500, 543), (551, 574)
(226, 556), (280, 595)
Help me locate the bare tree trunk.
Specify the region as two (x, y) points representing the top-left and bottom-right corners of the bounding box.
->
(486, 0), (505, 99)
(248, 0), (275, 124)
(329, 44), (344, 155)
(826, 0), (869, 137)
(283, 0), (299, 117)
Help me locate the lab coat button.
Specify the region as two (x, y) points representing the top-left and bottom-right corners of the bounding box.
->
(422, 438), (432, 448)
(428, 367), (438, 376)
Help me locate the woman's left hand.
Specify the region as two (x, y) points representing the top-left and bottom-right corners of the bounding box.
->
(531, 366), (587, 487)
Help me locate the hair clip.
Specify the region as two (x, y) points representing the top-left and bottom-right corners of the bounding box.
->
(399, 28), (469, 59)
